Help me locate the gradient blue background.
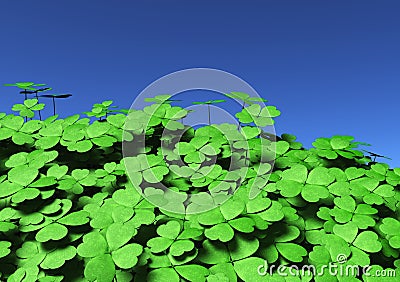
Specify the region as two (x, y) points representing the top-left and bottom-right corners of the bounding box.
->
(1, 0), (399, 168)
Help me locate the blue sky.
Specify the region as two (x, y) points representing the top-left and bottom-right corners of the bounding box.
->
(1, 0), (399, 168)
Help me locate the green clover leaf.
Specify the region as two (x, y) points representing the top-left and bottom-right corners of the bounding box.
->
(229, 234), (259, 261)
(379, 218), (400, 249)
(0, 241), (12, 258)
(257, 201), (285, 222)
(225, 92), (267, 107)
(204, 223), (234, 242)
(112, 188), (142, 208)
(11, 187), (41, 203)
(169, 240), (195, 256)
(77, 231), (108, 257)
(277, 179), (303, 197)
(233, 257), (268, 282)
(47, 164), (68, 179)
(106, 222), (136, 251)
(157, 220), (181, 239)
(40, 246), (76, 269)
(84, 254), (116, 282)
(321, 234), (351, 262)
(276, 242), (307, 262)
(353, 231), (382, 253)
(147, 237), (174, 253)
(197, 208), (224, 226)
(330, 136), (352, 150)
(235, 104), (277, 127)
(246, 194), (272, 213)
(333, 221), (358, 243)
(8, 165), (39, 186)
(275, 225), (301, 243)
(220, 197), (245, 221)
(111, 243), (143, 269)
(198, 240), (230, 264)
(57, 210), (90, 226)
(301, 184), (330, 202)
(306, 167), (335, 185)
(228, 217), (256, 233)
(0, 181), (23, 198)
(147, 268), (180, 282)
(334, 195), (356, 212)
(35, 222), (68, 242)
(86, 121), (111, 138)
(175, 264), (209, 282)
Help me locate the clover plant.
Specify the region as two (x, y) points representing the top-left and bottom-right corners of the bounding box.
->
(40, 93), (72, 116)
(362, 149), (393, 163)
(144, 94), (182, 105)
(4, 82), (47, 95)
(192, 99), (226, 125)
(224, 92), (268, 129)
(19, 87), (52, 121)
(83, 100), (127, 122)
(0, 89), (398, 282)
(4, 82), (50, 121)
(11, 98), (45, 120)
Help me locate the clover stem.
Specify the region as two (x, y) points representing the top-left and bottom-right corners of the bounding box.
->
(52, 97), (56, 116)
(34, 91), (42, 121)
(23, 89), (28, 122)
(22, 89), (28, 101)
(237, 102), (246, 130)
(208, 104), (211, 125)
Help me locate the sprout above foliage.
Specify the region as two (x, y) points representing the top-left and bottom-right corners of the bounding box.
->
(40, 93), (72, 116)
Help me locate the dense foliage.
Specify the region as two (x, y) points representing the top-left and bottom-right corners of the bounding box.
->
(0, 93), (399, 281)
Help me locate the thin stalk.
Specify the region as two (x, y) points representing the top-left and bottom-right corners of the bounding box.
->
(52, 97), (56, 115)
(34, 91), (42, 121)
(21, 89), (28, 101)
(23, 89), (28, 122)
(237, 101), (246, 130)
(208, 104), (211, 125)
